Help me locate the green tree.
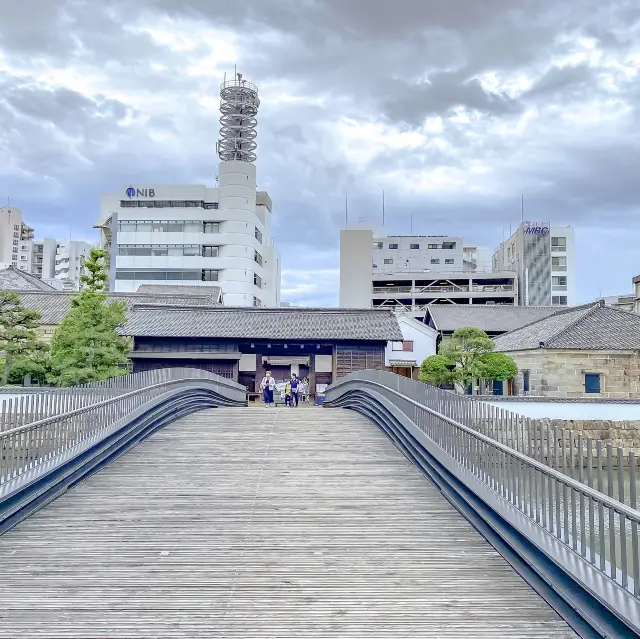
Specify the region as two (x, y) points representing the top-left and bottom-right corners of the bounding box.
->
(0, 292), (48, 385)
(475, 352), (518, 383)
(48, 248), (131, 386)
(418, 354), (455, 385)
(419, 327), (518, 394)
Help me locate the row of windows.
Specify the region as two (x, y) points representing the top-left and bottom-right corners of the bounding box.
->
(379, 258), (455, 266)
(376, 241), (457, 250)
(118, 220), (220, 234)
(118, 244), (214, 257)
(115, 269), (220, 282)
(120, 200), (218, 209)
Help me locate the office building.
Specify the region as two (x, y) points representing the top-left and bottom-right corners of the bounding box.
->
(492, 222), (575, 307)
(96, 73), (281, 307)
(339, 228), (518, 318)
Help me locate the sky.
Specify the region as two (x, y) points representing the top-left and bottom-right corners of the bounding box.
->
(1, 1), (640, 306)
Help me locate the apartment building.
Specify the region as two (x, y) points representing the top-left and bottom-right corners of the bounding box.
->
(0, 206), (34, 270)
(339, 228), (518, 318)
(492, 221), (576, 307)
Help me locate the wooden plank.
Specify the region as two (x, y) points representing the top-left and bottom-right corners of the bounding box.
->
(0, 407), (577, 637)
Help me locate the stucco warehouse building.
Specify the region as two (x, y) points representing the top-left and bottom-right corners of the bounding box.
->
(119, 306), (403, 396)
(493, 301), (640, 398)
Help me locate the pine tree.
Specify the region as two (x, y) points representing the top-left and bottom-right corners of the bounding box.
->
(0, 292), (47, 385)
(48, 249), (131, 386)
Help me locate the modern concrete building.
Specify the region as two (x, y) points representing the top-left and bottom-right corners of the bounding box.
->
(492, 221), (576, 307)
(340, 228), (518, 318)
(0, 206), (34, 271)
(96, 74), (281, 307)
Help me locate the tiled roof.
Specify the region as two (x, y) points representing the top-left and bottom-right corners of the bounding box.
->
(0, 267), (56, 291)
(493, 302), (640, 351)
(9, 291), (218, 325)
(135, 284), (222, 302)
(120, 305), (404, 341)
(426, 305), (558, 334)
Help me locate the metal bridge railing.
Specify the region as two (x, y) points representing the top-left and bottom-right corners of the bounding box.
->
(325, 370), (640, 632)
(0, 368), (245, 487)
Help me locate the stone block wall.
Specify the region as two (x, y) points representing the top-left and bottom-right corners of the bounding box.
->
(544, 418), (640, 454)
(504, 349), (640, 399)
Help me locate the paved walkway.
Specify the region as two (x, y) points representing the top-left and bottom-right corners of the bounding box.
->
(0, 407), (577, 637)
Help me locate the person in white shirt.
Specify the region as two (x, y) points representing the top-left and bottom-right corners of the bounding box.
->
(259, 370), (276, 407)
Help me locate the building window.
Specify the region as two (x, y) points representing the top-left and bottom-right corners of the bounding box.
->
(428, 244), (438, 249)
(442, 241), (456, 249)
(203, 221), (220, 234)
(445, 259), (454, 265)
(254, 250), (263, 266)
(384, 258), (393, 264)
(255, 227), (263, 244)
(203, 245), (218, 258)
(392, 341), (415, 352)
(202, 269), (219, 282)
(13, 224), (19, 230)
(253, 296), (262, 307)
(13, 232), (19, 238)
(20, 256), (27, 260)
(119, 199), (218, 209)
(115, 269), (203, 280)
(389, 243), (398, 249)
(552, 295), (568, 306)
(12, 239), (18, 246)
(410, 243), (420, 250)
(373, 241), (383, 249)
(552, 256), (567, 271)
(551, 237), (567, 251)
(585, 373), (601, 394)
(118, 244), (201, 257)
(552, 276), (567, 291)
(431, 258), (440, 264)
(12, 253), (17, 260)
(254, 273), (262, 288)
(522, 370), (530, 393)
(118, 220), (203, 233)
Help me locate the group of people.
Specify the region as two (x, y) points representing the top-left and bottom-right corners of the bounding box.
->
(259, 371), (309, 407)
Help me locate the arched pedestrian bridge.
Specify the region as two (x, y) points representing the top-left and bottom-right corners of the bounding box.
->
(1, 369), (639, 637)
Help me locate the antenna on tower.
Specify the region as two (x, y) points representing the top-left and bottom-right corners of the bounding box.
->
(218, 70), (260, 163)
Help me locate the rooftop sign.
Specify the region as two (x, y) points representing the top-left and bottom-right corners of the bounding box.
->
(524, 226), (549, 235)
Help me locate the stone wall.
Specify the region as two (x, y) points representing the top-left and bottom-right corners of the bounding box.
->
(543, 418), (640, 455)
(504, 349), (640, 399)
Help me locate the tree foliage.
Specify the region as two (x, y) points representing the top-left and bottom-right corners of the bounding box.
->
(0, 292), (48, 385)
(418, 354), (455, 385)
(48, 249), (131, 386)
(419, 327), (518, 392)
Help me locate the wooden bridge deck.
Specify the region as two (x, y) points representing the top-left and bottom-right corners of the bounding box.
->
(0, 407), (577, 637)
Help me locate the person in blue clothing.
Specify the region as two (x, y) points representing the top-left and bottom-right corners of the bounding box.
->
(290, 373), (300, 407)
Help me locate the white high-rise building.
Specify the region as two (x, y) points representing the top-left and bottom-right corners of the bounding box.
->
(339, 228), (518, 318)
(0, 206), (34, 271)
(492, 222), (576, 307)
(96, 73), (281, 306)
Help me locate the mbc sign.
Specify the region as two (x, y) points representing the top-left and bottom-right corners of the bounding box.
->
(126, 187), (155, 198)
(525, 226), (549, 235)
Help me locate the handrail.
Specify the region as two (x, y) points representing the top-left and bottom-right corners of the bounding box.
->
(325, 371), (640, 635)
(331, 377), (640, 524)
(0, 368), (246, 487)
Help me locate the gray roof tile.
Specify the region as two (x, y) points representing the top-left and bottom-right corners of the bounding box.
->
(426, 305), (558, 333)
(8, 291), (218, 325)
(135, 284), (222, 302)
(0, 267), (56, 291)
(120, 305), (404, 341)
(493, 302), (640, 351)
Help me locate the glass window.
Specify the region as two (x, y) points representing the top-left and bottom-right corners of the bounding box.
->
(384, 258), (393, 264)
(428, 244), (438, 249)
(410, 244), (419, 250)
(552, 295), (568, 306)
(551, 237), (567, 251)
(442, 241), (456, 249)
(151, 246), (168, 256)
(254, 251), (263, 266)
(523, 370), (530, 393)
(389, 243), (398, 249)
(255, 227), (263, 243)
(204, 222), (220, 234)
(203, 245), (218, 258)
(184, 221), (201, 233)
(202, 269), (219, 282)
(552, 256), (567, 270)
(431, 258), (440, 264)
(373, 241), (383, 249)
(254, 273), (262, 288)
(585, 373), (601, 394)
(445, 259), (454, 264)
(183, 245), (200, 256)
(137, 221), (153, 232)
(167, 246), (183, 256)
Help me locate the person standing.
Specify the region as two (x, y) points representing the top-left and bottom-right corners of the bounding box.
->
(290, 373), (300, 407)
(260, 370), (276, 407)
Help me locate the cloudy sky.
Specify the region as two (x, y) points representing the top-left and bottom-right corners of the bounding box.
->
(2, 1), (640, 305)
